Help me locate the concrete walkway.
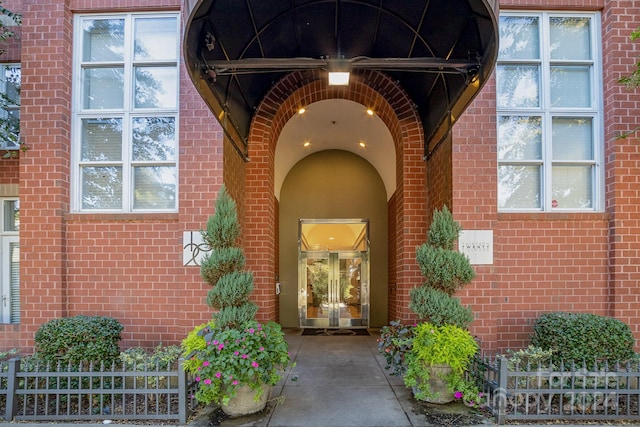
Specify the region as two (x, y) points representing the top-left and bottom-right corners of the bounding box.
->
(191, 329), (492, 427)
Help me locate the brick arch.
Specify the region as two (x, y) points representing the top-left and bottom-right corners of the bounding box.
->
(245, 70), (427, 323)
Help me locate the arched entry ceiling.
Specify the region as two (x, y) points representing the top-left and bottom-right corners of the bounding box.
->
(274, 99), (395, 201)
(183, 0), (498, 160)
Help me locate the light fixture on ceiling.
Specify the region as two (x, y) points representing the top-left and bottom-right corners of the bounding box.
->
(359, 141), (366, 148)
(298, 107), (306, 114)
(366, 108), (375, 116)
(327, 59), (351, 86)
(303, 140), (311, 147)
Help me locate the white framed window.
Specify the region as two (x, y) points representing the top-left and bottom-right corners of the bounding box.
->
(0, 198), (19, 324)
(0, 64), (20, 150)
(497, 12), (603, 211)
(72, 13), (179, 212)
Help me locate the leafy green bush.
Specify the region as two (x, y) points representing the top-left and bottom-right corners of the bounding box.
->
(531, 312), (635, 365)
(409, 287), (473, 329)
(34, 315), (124, 365)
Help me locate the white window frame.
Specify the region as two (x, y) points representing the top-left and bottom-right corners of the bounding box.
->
(0, 198), (19, 324)
(71, 12), (180, 213)
(0, 63), (21, 151)
(497, 11), (604, 212)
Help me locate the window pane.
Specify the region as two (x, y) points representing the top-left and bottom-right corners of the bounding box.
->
(498, 116), (542, 160)
(134, 67), (177, 109)
(81, 118), (123, 161)
(550, 17), (591, 60)
(1, 66), (20, 148)
(552, 165), (592, 208)
(134, 17), (178, 61)
(82, 19), (125, 62)
(9, 241), (19, 324)
(3, 200), (18, 232)
(4, 66), (20, 102)
(82, 166), (123, 209)
(496, 65), (540, 108)
(499, 15), (540, 59)
(550, 66), (591, 108)
(133, 166), (176, 209)
(498, 165), (541, 209)
(83, 68), (124, 109)
(552, 117), (593, 160)
(132, 117), (176, 161)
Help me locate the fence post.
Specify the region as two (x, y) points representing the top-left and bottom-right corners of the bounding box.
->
(496, 356), (508, 425)
(5, 357), (20, 421)
(178, 358), (187, 424)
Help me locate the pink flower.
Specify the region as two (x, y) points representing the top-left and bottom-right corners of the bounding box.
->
(212, 340), (219, 345)
(242, 354), (248, 359)
(234, 351), (240, 356)
(478, 392), (484, 398)
(259, 347), (264, 351)
(218, 344), (224, 350)
(249, 328), (255, 334)
(202, 361), (210, 367)
(195, 377), (200, 382)
(251, 361), (259, 368)
(232, 380), (239, 385)
(204, 379), (211, 385)
(215, 372), (222, 378)
(454, 391), (463, 399)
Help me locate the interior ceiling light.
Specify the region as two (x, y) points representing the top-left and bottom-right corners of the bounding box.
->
(298, 107), (306, 114)
(303, 141), (311, 147)
(366, 109), (375, 116)
(359, 141), (366, 148)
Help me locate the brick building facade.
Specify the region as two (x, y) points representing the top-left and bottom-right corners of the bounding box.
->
(0, 0), (638, 354)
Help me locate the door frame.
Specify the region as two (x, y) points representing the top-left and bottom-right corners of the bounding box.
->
(297, 218), (370, 328)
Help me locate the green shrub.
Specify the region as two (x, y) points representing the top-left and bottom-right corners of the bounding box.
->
(531, 312), (635, 365)
(409, 287), (473, 329)
(34, 315), (124, 365)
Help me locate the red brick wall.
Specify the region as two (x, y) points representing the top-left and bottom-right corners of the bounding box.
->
(0, 0), (227, 352)
(450, 0), (640, 352)
(602, 0), (640, 344)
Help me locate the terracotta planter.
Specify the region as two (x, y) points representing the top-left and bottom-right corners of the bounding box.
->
(413, 363), (455, 404)
(221, 383), (270, 416)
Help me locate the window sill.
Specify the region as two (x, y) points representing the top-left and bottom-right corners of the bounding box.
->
(497, 211), (609, 221)
(65, 212), (179, 222)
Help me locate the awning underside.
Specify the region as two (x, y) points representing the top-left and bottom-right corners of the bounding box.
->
(184, 0), (498, 159)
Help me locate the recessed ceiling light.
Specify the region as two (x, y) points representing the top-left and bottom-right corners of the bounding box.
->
(303, 141), (311, 147)
(359, 141), (366, 148)
(298, 107), (306, 114)
(366, 108), (375, 116)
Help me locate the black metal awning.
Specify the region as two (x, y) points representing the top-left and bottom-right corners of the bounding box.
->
(183, 0), (498, 159)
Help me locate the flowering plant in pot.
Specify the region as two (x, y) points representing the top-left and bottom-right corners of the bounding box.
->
(182, 186), (293, 415)
(404, 206), (483, 405)
(403, 323), (481, 405)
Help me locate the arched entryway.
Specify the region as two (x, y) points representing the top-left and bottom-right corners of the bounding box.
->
(182, 0), (499, 327)
(244, 71), (427, 326)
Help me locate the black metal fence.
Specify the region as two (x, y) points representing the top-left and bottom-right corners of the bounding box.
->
(474, 356), (640, 424)
(0, 357), (200, 423)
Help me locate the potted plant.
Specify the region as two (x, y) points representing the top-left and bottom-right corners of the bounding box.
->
(403, 323), (480, 405)
(182, 186), (293, 416)
(404, 206), (481, 404)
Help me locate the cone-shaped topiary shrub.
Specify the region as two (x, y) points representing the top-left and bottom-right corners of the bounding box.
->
(410, 206), (475, 329)
(200, 186), (258, 329)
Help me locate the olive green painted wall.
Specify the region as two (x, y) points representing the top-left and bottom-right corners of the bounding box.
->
(278, 149), (389, 328)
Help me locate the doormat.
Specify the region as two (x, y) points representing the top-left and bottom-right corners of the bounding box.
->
(301, 328), (369, 336)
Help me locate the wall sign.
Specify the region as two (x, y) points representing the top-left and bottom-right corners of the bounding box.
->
(183, 231), (211, 266)
(458, 230), (493, 265)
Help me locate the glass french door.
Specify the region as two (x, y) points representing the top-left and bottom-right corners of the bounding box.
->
(298, 220), (369, 328)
